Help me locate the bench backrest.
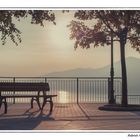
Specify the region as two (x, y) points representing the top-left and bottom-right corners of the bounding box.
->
(0, 82), (50, 92)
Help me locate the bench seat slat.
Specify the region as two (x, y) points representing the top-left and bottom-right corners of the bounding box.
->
(1, 95), (57, 98)
(0, 82), (50, 91)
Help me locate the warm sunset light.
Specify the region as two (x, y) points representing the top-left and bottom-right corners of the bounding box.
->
(0, 11), (139, 77)
(59, 91), (69, 103)
(1, 10), (140, 131)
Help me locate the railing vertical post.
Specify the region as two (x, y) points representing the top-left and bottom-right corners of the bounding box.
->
(45, 77), (48, 95)
(45, 77), (47, 83)
(13, 77), (15, 104)
(77, 78), (79, 104)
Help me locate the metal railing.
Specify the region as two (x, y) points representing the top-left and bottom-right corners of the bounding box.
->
(0, 77), (122, 104)
(115, 94), (140, 105)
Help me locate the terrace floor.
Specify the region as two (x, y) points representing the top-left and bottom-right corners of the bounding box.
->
(0, 103), (140, 130)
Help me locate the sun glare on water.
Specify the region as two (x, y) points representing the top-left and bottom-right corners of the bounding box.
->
(59, 91), (69, 103)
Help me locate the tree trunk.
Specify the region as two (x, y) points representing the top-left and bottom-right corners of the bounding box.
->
(120, 40), (128, 106)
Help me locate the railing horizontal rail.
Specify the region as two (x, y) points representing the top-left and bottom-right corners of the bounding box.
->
(115, 94), (140, 105)
(116, 95), (140, 97)
(0, 76), (122, 79)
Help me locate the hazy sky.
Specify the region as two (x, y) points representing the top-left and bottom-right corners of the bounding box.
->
(0, 10), (139, 77)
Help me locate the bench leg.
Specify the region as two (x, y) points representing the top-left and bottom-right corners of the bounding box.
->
(36, 97), (41, 110)
(49, 100), (53, 113)
(4, 100), (7, 114)
(41, 97), (53, 114)
(31, 98), (34, 108)
(41, 98), (46, 111)
(3, 98), (7, 114)
(0, 97), (7, 114)
(30, 97), (41, 110)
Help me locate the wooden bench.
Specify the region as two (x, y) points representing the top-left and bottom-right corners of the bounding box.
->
(0, 82), (57, 114)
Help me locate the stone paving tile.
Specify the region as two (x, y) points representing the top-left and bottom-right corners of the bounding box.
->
(0, 103), (140, 130)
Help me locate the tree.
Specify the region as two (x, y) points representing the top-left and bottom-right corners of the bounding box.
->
(0, 10), (55, 45)
(68, 10), (140, 106)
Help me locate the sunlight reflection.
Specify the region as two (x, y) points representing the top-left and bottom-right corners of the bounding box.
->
(59, 91), (69, 103)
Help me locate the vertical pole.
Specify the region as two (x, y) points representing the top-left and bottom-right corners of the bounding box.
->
(13, 77), (15, 104)
(109, 31), (115, 104)
(77, 78), (79, 104)
(108, 77), (111, 103)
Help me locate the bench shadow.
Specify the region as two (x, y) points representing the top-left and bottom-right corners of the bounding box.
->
(0, 108), (54, 130)
(131, 111), (140, 117)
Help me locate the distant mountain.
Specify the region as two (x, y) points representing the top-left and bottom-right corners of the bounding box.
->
(46, 67), (110, 77)
(46, 57), (140, 94)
